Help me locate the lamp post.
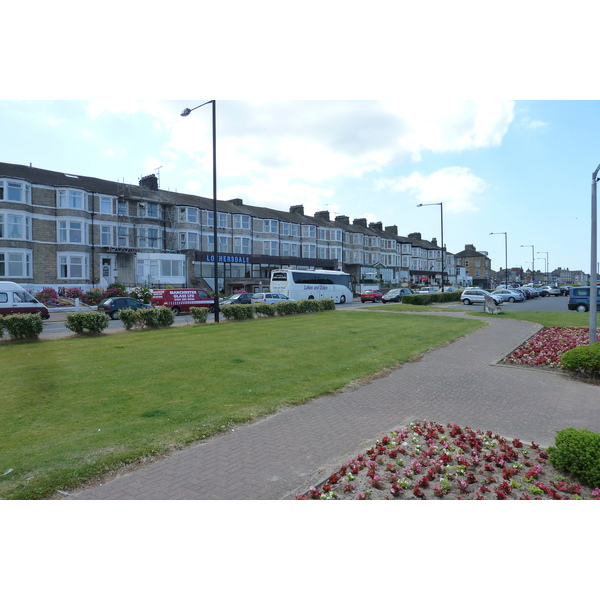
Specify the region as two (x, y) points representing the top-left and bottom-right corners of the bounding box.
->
(417, 202), (444, 291)
(490, 232), (508, 287)
(537, 252), (548, 284)
(590, 164), (600, 344)
(181, 100), (219, 323)
(521, 244), (534, 285)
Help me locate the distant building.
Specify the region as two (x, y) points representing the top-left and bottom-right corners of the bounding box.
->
(453, 244), (491, 288)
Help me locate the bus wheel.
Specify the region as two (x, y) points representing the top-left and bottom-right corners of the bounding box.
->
(308, 295), (315, 300)
(340, 295), (346, 304)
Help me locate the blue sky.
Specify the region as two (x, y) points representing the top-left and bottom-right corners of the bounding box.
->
(2, 99), (598, 274)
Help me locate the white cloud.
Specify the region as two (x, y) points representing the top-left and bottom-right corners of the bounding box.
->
(376, 167), (488, 213)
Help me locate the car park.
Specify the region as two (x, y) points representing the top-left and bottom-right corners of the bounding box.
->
(493, 288), (525, 303)
(361, 289), (383, 303)
(381, 288), (412, 303)
(220, 292), (253, 306)
(251, 292), (291, 304)
(97, 297), (153, 320)
(460, 288), (504, 306)
(539, 285), (561, 297)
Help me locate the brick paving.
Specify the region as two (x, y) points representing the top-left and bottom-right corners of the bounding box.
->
(67, 314), (600, 500)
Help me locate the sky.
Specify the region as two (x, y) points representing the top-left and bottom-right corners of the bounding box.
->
(1, 99), (598, 275)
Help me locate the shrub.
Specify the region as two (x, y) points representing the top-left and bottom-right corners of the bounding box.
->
(82, 288), (105, 306)
(401, 294), (431, 306)
(561, 343), (600, 376)
(295, 300), (320, 314)
(2, 313), (44, 340)
(65, 312), (110, 334)
(548, 428), (600, 488)
(118, 308), (141, 331)
(221, 304), (254, 320)
(401, 291), (461, 305)
(190, 307), (210, 323)
(35, 287), (59, 304)
(141, 307), (175, 328)
(104, 283), (128, 298)
(275, 301), (300, 315)
(63, 287), (85, 299)
(128, 286), (152, 304)
(253, 303), (276, 317)
(319, 298), (335, 311)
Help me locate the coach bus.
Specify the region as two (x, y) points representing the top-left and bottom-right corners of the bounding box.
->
(270, 269), (353, 304)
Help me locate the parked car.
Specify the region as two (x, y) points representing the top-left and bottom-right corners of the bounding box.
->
(521, 286), (540, 298)
(251, 292), (291, 304)
(151, 288), (214, 314)
(539, 285), (561, 297)
(97, 297), (153, 320)
(0, 281), (50, 320)
(381, 288), (412, 303)
(567, 286), (600, 312)
(220, 292), (253, 306)
(460, 288), (504, 306)
(493, 288), (525, 303)
(361, 289), (383, 303)
(418, 287), (438, 294)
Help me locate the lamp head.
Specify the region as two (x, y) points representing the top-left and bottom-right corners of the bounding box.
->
(180, 108), (192, 117)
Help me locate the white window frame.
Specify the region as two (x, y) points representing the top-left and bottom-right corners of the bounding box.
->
(58, 189), (88, 210)
(233, 236), (250, 254)
(58, 252), (89, 279)
(0, 248), (32, 278)
(0, 180), (31, 204)
(234, 214), (251, 230)
(0, 212), (31, 240)
(263, 219), (277, 233)
(99, 196), (113, 215)
(100, 225), (113, 246)
(58, 220), (87, 244)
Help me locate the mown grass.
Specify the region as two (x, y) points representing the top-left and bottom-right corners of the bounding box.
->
(0, 310), (483, 499)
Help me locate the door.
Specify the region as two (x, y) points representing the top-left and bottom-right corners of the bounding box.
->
(100, 255), (117, 288)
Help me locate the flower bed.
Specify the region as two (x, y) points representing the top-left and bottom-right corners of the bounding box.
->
(502, 327), (591, 367)
(293, 420), (600, 500)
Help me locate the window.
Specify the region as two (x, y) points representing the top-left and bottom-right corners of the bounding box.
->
(302, 225), (316, 238)
(0, 180), (31, 204)
(234, 214), (251, 229)
(264, 240), (278, 256)
(0, 213), (30, 240)
(117, 200), (128, 216)
(161, 260), (183, 277)
(476, 260), (481, 267)
(180, 207), (199, 223)
(0, 249), (32, 277)
(99, 196), (113, 215)
(263, 219), (277, 233)
(100, 226), (113, 246)
(117, 227), (128, 246)
(180, 231), (200, 250)
(58, 253), (89, 279)
(233, 237), (250, 254)
(58, 189), (87, 210)
(219, 213), (228, 228)
(282, 242), (299, 257)
(58, 221), (86, 244)
(147, 203), (159, 219)
(145, 228), (160, 249)
(353, 234), (363, 245)
(303, 244), (316, 259)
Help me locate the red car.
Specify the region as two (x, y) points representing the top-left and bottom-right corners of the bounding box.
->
(361, 289), (383, 303)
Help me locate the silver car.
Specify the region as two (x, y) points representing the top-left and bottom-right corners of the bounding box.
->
(251, 292), (291, 304)
(460, 288), (504, 306)
(493, 288), (525, 303)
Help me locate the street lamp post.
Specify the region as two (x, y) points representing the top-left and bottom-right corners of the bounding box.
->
(490, 232), (508, 287)
(521, 245), (535, 285)
(417, 202), (444, 291)
(590, 164), (600, 344)
(181, 100), (219, 323)
(537, 252), (548, 284)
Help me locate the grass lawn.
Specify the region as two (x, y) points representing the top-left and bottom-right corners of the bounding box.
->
(0, 310), (483, 499)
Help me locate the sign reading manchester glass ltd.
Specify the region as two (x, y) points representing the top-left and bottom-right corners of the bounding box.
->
(200, 253), (251, 264)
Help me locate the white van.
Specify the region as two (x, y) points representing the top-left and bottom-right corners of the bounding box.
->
(0, 281), (50, 319)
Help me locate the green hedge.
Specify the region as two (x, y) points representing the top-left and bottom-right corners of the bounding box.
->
(402, 291), (461, 306)
(548, 428), (600, 488)
(220, 304), (255, 320)
(189, 307), (210, 323)
(253, 303), (277, 317)
(561, 343), (600, 376)
(65, 312), (110, 334)
(0, 313), (44, 340)
(119, 307), (175, 330)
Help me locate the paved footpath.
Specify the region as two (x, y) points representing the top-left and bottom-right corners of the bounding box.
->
(68, 314), (600, 500)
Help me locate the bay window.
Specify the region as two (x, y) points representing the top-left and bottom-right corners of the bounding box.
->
(0, 249), (32, 277)
(58, 253), (89, 279)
